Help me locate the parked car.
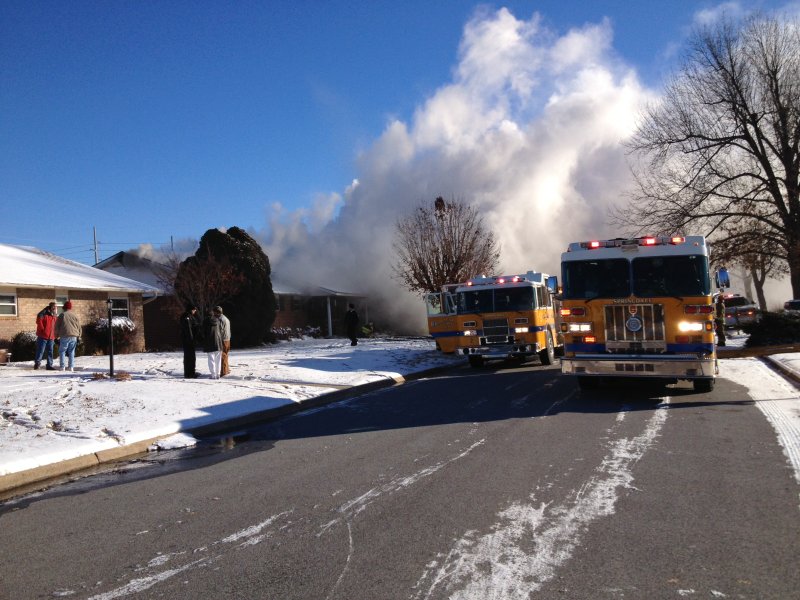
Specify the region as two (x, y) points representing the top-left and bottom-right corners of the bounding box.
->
(722, 294), (760, 329)
(784, 299), (800, 315)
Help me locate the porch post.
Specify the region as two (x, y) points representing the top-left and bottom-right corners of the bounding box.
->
(326, 296), (333, 338)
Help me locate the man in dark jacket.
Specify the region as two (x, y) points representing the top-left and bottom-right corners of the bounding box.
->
(344, 303), (359, 346)
(179, 305), (200, 378)
(34, 302), (58, 370)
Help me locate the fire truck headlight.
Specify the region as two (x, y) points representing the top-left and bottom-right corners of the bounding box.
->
(678, 321), (704, 332)
(462, 330), (477, 336)
(514, 327), (530, 333)
(568, 323), (592, 333)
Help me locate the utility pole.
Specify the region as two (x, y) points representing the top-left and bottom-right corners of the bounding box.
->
(93, 227), (99, 264)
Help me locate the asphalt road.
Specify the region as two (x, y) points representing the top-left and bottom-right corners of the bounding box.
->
(1, 361), (798, 599)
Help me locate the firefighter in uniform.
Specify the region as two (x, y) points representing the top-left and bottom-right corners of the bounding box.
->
(714, 295), (726, 347)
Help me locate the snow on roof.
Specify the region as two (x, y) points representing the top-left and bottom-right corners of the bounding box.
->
(0, 244), (162, 294)
(93, 251), (169, 289)
(271, 277), (362, 297)
(271, 279), (305, 295)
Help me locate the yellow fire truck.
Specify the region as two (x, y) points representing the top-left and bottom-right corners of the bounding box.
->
(426, 271), (561, 367)
(559, 235), (729, 392)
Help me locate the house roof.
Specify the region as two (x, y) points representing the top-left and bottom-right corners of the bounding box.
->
(272, 280), (363, 298)
(93, 251), (169, 289)
(89, 250), (362, 299)
(0, 244), (162, 294)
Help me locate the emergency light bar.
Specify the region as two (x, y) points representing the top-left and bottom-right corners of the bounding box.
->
(579, 236), (686, 249)
(465, 274), (531, 286)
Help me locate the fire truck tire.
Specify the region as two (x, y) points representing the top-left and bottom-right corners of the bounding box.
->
(693, 378), (715, 393)
(539, 332), (555, 365)
(468, 355), (484, 368)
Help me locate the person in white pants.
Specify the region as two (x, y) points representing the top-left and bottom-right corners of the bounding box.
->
(203, 310), (223, 379)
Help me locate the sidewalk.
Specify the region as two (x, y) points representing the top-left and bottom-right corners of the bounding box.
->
(0, 337), (464, 498)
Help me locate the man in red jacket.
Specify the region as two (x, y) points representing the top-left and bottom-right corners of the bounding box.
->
(34, 302), (58, 370)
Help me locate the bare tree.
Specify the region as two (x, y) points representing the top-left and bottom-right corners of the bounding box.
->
(392, 196), (500, 295)
(618, 13), (800, 296)
(710, 220), (788, 309)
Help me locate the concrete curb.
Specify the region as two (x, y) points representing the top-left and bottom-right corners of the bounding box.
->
(762, 355), (800, 387)
(0, 362), (461, 500)
(716, 343), (800, 359)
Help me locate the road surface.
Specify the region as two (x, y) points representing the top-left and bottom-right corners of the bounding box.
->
(1, 360), (798, 599)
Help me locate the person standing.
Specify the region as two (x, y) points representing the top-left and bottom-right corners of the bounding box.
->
(180, 304), (200, 378)
(34, 302), (58, 370)
(344, 303), (359, 346)
(714, 294), (727, 347)
(55, 300), (81, 371)
(203, 310), (224, 379)
(215, 306), (231, 377)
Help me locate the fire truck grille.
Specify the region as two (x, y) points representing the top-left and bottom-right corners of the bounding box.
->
(483, 318), (510, 343)
(604, 304), (666, 352)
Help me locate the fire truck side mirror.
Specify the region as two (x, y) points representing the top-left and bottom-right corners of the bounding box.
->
(715, 267), (731, 289)
(546, 276), (558, 294)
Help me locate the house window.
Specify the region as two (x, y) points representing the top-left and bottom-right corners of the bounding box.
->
(55, 293), (69, 314)
(0, 290), (17, 316)
(109, 297), (129, 318)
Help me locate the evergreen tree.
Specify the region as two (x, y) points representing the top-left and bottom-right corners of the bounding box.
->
(175, 227), (276, 347)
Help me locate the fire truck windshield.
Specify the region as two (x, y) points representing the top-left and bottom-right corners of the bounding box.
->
(562, 255), (710, 299)
(457, 286), (535, 313)
(562, 259), (629, 300)
(632, 255), (710, 297)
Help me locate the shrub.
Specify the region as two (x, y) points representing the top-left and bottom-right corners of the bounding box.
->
(744, 312), (800, 347)
(10, 331), (37, 362)
(90, 317), (138, 354)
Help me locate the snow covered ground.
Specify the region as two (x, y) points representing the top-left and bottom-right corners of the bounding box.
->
(1, 333), (799, 498)
(0, 337), (463, 478)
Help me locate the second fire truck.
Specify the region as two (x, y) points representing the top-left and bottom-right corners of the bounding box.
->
(426, 271), (561, 367)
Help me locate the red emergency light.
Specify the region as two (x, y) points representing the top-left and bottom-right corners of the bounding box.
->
(685, 305), (713, 314)
(643, 237), (657, 246)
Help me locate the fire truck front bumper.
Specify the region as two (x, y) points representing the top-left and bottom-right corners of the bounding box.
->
(561, 354), (717, 379)
(461, 342), (540, 359)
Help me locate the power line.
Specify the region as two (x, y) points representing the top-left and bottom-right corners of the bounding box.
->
(95, 241), (172, 246)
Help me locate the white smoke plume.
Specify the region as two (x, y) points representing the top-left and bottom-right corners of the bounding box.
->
(256, 7), (653, 332)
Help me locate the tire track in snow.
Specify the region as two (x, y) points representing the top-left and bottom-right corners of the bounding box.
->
(319, 439), (486, 536)
(414, 400), (670, 600)
(80, 510), (293, 600)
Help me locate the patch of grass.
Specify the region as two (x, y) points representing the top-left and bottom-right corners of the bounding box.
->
(90, 371), (132, 381)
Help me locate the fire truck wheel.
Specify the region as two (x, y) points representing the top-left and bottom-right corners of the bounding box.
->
(693, 378), (715, 393)
(539, 332), (555, 365)
(468, 355), (484, 368)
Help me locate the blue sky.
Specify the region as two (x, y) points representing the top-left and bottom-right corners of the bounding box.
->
(0, 0), (790, 270)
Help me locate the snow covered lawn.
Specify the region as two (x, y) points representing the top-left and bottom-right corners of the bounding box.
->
(0, 337), (463, 477)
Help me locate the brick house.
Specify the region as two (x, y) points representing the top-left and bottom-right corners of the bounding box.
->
(0, 244), (161, 356)
(93, 251), (176, 350)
